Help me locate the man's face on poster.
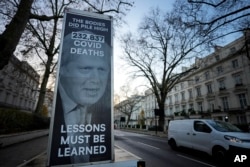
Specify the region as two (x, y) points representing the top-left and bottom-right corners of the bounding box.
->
(60, 55), (109, 106)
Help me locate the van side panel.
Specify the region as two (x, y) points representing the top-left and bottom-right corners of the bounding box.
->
(168, 120), (193, 148)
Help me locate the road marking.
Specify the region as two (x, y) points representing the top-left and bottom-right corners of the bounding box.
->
(137, 142), (160, 149)
(177, 154), (216, 167)
(17, 151), (46, 167)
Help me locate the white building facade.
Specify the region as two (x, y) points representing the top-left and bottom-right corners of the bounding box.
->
(165, 34), (250, 126)
(115, 34), (250, 129)
(0, 56), (40, 112)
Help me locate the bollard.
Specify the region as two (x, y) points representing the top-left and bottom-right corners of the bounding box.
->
(137, 161), (146, 167)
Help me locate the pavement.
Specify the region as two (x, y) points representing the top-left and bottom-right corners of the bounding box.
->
(120, 128), (167, 138)
(1, 128), (167, 167)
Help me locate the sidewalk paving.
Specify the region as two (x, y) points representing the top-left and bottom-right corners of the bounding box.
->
(119, 128), (168, 138)
(18, 128), (167, 166)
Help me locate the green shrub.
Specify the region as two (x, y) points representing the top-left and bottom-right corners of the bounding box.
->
(0, 108), (50, 134)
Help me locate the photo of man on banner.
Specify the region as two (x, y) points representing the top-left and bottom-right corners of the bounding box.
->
(48, 29), (112, 166)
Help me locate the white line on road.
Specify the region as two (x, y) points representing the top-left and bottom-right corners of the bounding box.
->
(137, 142), (160, 150)
(177, 154), (216, 167)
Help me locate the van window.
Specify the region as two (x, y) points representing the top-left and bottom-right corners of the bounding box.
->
(207, 120), (242, 132)
(194, 121), (212, 133)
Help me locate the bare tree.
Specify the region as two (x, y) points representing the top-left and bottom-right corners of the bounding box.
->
(182, 0), (250, 59)
(25, 0), (133, 114)
(120, 7), (213, 128)
(0, 0), (34, 70)
(185, 0), (250, 30)
(115, 85), (143, 126)
(0, 0), (133, 114)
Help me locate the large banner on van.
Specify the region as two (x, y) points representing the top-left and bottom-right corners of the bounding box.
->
(47, 8), (113, 166)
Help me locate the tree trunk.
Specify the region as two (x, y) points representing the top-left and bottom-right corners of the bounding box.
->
(158, 101), (165, 130)
(126, 114), (131, 127)
(0, 0), (34, 69)
(35, 55), (53, 114)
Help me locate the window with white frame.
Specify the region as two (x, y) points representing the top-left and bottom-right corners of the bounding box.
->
(221, 97), (229, 111)
(188, 89), (193, 99)
(169, 107), (173, 114)
(238, 93), (247, 109)
(205, 71), (210, 80)
(175, 106), (180, 113)
(196, 87), (201, 97)
(189, 103), (194, 110)
(215, 55), (220, 61)
(208, 100), (214, 112)
(195, 76), (200, 83)
(232, 59), (239, 69)
(218, 79), (226, 90)
(174, 86), (178, 91)
(182, 105), (186, 112)
(197, 102), (203, 112)
(230, 47), (236, 53)
(175, 94), (179, 103)
(206, 83), (213, 94)
(216, 66), (223, 74)
(181, 82), (184, 89)
(181, 92), (185, 101)
(233, 73), (243, 85)
(169, 96), (172, 104)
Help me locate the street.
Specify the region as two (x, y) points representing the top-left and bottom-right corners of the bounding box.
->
(0, 135), (48, 167)
(0, 130), (217, 167)
(115, 130), (216, 167)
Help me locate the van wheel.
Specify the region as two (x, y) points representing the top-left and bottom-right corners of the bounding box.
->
(212, 147), (226, 164)
(168, 139), (177, 150)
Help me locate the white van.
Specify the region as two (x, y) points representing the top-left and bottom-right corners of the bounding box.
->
(168, 119), (250, 163)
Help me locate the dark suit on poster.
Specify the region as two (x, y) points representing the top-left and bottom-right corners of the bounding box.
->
(48, 91), (111, 166)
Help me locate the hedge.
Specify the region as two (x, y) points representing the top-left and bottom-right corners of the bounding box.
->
(0, 108), (50, 134)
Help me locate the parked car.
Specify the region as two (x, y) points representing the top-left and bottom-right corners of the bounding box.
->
(168, 119), (250, 164)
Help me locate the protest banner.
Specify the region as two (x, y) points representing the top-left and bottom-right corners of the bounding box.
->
(47, 8), (113, 166)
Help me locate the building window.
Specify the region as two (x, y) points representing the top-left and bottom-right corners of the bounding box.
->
(218, 79), (226, 90)
(205, 71), (210, 80)
(208, 100), (214, 112)
(233, 74), (243, 86)
(232, 59), (239, 69)
(221, 97), (229, 111)
(216, 66), (223, 74)
(215, 55), (220, 61)
(174, 86), (178, 91)
(181, 82), (184, 89)
(175, 106), (180, 113)
(230, 47), (236, 53)
(196, 87), (201, 97)
(189, 103), (194, 110)
(188, 80), (193, 86)
(169, 96), (172, 104)
(181, 92), (185, 101)
(195, 76), (200, 83)
(175, 94), (179, 103)
(197, 102), (203, 112)
(238, 94), (247, 109)
(188, 89), (193, 99)
(169, 107), (173, 115)
(182, 105), (186, 112)
(206, 83), (213, 94)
